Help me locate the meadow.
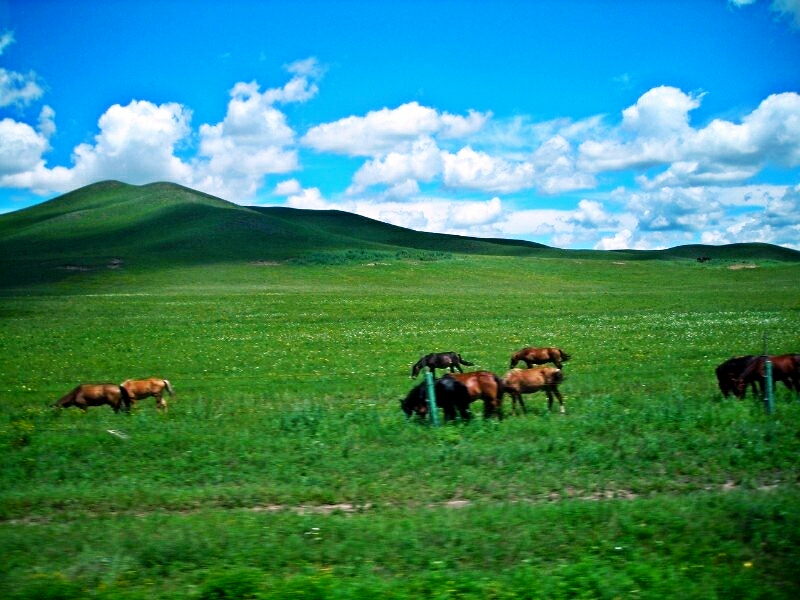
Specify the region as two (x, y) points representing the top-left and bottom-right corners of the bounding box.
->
(1, 255), (799, 599)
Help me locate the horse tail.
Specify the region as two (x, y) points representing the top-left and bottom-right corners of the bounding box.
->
(551, 369), (565, 385)
(458, 354), (474, 366)
(560, 350), (571, 362)
(119, 385), (132, 410)
(54, 386), (79, 408)
(411, 357), (426, 378)
(493, 373), (505, 400)
(163, 379), (174, 396)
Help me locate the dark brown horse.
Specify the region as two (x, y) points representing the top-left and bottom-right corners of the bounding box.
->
(121, 378), (174, 410)
(715, 355), (761, 399)
(501, 367), (565, 414)
(509, 346), (571, 369)
(734, 354), (800, 398)
(442, 371), (504, 419)
(53, 383), (130, 412)
(411, 352), (474, 379)
(401, 376), (474, 422)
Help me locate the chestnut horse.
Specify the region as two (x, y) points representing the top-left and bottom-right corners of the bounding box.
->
(715, 355), (761, 399)
(53, 383), (130, 412)
(121, 378), (174, 410)
(734, 354), (800, 398)
(509, 346), (571, 369)
(502, 367), (565, 414)
(411, 352), (474, 379)
(442, 371), (504, 419)
(401, 376), (473, 422)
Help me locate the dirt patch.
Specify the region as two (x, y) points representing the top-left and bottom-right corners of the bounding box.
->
(728, 263), (758, 270)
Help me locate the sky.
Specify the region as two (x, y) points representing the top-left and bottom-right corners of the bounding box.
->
(1, 0), (799, 250)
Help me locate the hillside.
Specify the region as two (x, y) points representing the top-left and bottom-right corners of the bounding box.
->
(0, 180), (798, 286)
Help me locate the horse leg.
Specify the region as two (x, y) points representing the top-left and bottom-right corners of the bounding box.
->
(552, 387), (565, 414)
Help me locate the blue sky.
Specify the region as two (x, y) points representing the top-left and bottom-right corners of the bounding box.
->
(1, 0), (799, 250)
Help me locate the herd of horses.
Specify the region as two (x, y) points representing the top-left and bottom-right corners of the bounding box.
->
(51, 348), (799, 422)
(403, 348), (800, 423)
(53, 378), (174, 412)
(402, 347), (571, 421)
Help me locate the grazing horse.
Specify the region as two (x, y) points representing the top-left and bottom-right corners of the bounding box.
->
(734, 354), (800, 398)
(401, 376), (473, 422)
(121, 378), (174, 410)
(53, 383), (130, 412)
(442, 371), (504, 419)
(509, 347), (571, 369)
(502, 367), (565, 414)
(411, 352), (474, 379)
(715, 355), (761, 399)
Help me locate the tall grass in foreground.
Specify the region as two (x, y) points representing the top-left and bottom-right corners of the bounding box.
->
(1, 257), (799, 598)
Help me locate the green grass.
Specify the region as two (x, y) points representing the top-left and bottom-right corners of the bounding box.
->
(1, 254), (800, 598)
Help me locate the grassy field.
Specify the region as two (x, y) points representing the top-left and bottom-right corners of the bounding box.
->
(2, 254), (800, 599)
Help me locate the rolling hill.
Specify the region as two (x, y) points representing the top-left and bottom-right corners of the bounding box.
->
(0, 180), (798, 286)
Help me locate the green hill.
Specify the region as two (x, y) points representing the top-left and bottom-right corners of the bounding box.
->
(0, 180), (798, 286)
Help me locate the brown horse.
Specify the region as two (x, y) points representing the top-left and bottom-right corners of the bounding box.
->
(715, 355), (761, 399)
(734, 354), (800, 398)
(509, 346), (571, 369)
(53, 383), (130, 412)
(121, 378), (174, 410)
(442, 371), (504, 419)
(501, 367), (565, 414)
(411, 352), (475, 379)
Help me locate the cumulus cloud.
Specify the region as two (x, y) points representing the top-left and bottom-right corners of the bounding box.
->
(580, 87), (800, 190)
(194, 80), (300, 198)
(349, 135), (442, 193)
(0, 58), (324, 200)
(302, 101), (490, 156)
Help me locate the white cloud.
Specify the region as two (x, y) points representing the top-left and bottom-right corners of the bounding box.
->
(442, 146), (535, 193)
(349, 135), (442, 193)
(0, 32), (43, 108)
(273, 178), (302, 195)
(580, 88), (800, 189)
(194, 81), (299, 199)
(302, 101), (490, 156)
(771, 0), (800, 28)
(0, 60), (325, 200)
(263, 57), (323, 104)
(286, 186), (327, 209)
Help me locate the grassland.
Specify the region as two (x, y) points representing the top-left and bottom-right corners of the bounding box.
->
(1, 251), (799, 599)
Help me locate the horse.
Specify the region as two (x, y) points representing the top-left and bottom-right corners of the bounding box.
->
(734, 354), (800, 399)
(120, 378), (174, 410)
(509, 346), (571, 369)
(715, 355), (761, 399)
(501, 367), (565, 414)
(441, 371), (504, 419)
(53, 383), (131, 412)
(411, 352), (474, 379)
(401, 376), (473, 422)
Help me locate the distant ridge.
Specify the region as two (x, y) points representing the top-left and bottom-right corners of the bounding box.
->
(1, 181), (798, 285)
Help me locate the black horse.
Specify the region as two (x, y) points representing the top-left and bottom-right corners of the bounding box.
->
(411, 352), (474, 379)
(715, 355), (761, 399)
(401, 376), (474, 422)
